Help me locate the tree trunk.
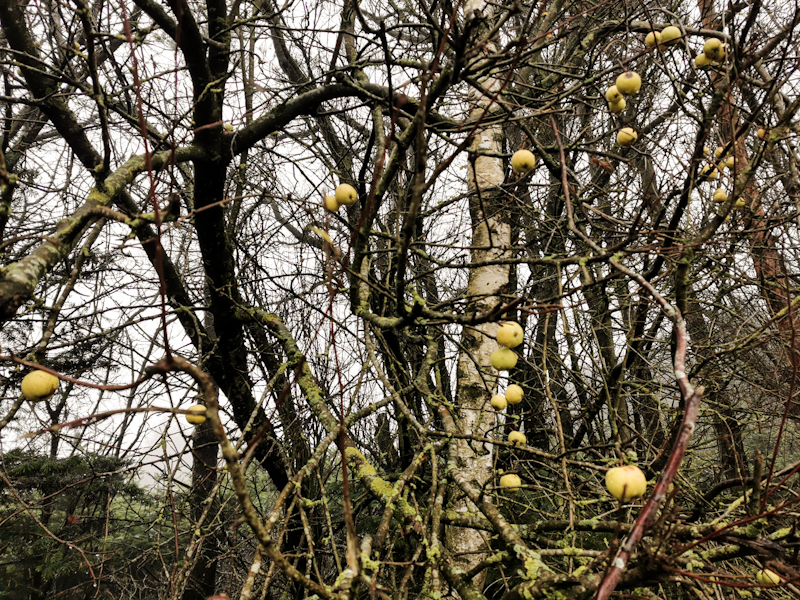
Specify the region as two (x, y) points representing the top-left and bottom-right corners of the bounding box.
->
(446, 0), (510, 585)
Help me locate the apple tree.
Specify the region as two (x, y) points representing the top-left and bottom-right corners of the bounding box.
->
(1, 0), (800, 598)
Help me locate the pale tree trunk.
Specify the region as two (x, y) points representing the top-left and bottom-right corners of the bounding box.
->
(446, 0), (511, 587)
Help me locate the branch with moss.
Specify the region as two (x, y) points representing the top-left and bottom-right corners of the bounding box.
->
(0, 145), (202, 320)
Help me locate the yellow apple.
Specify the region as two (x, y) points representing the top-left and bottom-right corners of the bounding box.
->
(499, 473), (522, 491)
(714, 146), (724, 158)
(497, 321), (524, 348)
(660, 25), (682, 44)
(617, 128), (638, 147)
(490, 394), (508, 411)
(733, 198), (746, 210)
(645, 31), (661, 48)
(608, 98), (626, 113)
(21, 370), (59, 401)
(755, 569), (781, 585)
(700, 165), (718, 179)
(505, 384), (524, 404)
(703, 38), (725, 62)
(615, 71), (641, 95)
(703, 146), (711, 156)
(323, 195), (340, 212)
(605, 465), (647, 501)
(186, 404), (208, 425)
(757, 127), (767, 140)
(335, 183), (357, 206)
(508, 431), (527, 445)
(490, 348), (518, 370)
(511, 149), (536, 173)
(605, 86), (623, 103)
(725, 155), (735, 169)
(712, 188), (727, 203)
(694, 53), (711, 68)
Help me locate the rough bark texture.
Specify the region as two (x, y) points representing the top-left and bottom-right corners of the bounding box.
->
(447, 0), (511, 583)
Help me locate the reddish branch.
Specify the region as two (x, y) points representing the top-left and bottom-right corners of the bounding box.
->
(550, 117), (705, 600)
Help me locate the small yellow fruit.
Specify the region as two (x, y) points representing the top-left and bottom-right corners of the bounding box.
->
(700, 164), (718, 179)
(605, 465), (647, 501)
(605, 85), (623, 103)
(660, 25), (682, 44)
(757, 127), (767, 140)
(733, 198), (746, 210)
(725, 155), (735, 169)
(511, 149), (536, 173)
(223, 123), (234, 132)
(186, 404), (207, 425)
(615, 71), (641, 95)
(714, 146), (724, 158)
(490, 394), (508, 411)
(497, 321), (524, 348)
(335, 183), (357, 206)
(694, 53), (711, 68)
(508, 431), (527, 445)
(608, 98), (626, 113)
(505, 384), (524, 404)
(703, 146), (711, 156)
(713, 188), (727, 203)
(703, 38), (725, 62)
(499, 473), (522, 491)
(21, 370), (59, 401)
(617, 128), (638, 147)
(755, 569), (781, 585)
(644, 31), (661, 48)
(323, 195), (340, 212)
(490, 347), (518, 370)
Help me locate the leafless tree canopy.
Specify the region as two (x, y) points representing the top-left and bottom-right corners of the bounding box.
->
(1, 0), (800, 598)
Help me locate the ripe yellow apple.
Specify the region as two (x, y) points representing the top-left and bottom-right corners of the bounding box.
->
(608, 98), (626, 113)
(511, 149), (536, 173)
(499, 473), (522, 491)
(505, 384), (524, 404)
(617, 128), (638, 147)
(497, 321), (524, 348)
(21, 370), (59, 401)
(645, 31), (661, 48)
(703, 146), (711, 156)
(605, 465), (647, 501)
(700, 165), (718, 179)
(694, 53), (711, 68)
(186, 404), (208, 425)
(757, 127), (767, 140)
(712, 188), (727, 203)
(508, 430), (527, 445)
(660, 25), (682, 44)
(615, 71), (641, 95)
(323, 195), (340, 212)
(755, 569), (781, 585)
(335, 183), (357, 206)
(703, 38), (725, 61)
(490, 348), (518, 370)
(725, 155), (735, 169)
(605, 86), (623, 103)
(714, 146), (724, 158)
(733, 198), (746, 210)
(490, 394), (508, 411)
